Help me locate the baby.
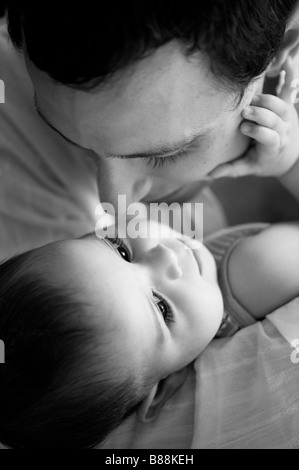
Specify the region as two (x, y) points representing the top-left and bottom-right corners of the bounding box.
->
(0, 219), (299, 449)
(0, 59), (299, 449)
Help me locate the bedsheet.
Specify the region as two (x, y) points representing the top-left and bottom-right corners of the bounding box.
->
(192, 299), (299, 449)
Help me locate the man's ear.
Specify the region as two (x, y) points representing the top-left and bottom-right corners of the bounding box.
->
(267, 28), (299, 77)
(136, 367), (189, 423)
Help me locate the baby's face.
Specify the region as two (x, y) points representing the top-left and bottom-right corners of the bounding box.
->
(51, 226), (223, 381)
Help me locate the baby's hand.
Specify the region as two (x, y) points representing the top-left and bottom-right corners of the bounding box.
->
(210, 57), (299, 179)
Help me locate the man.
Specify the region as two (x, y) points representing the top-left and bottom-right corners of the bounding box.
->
(1, 1), (299, 259)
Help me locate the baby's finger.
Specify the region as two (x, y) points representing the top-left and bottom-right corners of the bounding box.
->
(243, 105), (283, 131)
(276, 70), (286, 96)
(250, 94), (290, 121)
(279, 57), (296, 105)
(241, 123), (280, 148)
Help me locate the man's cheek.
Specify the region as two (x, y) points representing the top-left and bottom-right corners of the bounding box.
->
(215, 121), (251, 164)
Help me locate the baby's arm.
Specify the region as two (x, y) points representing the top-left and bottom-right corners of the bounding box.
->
(227, 223), (299, 319)
(277, 60), (299, 204)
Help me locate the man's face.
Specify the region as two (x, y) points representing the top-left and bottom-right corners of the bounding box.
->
(26, 40), (265, 206)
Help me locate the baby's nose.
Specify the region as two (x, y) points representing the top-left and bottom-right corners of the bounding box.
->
(154, 242), (183, 280)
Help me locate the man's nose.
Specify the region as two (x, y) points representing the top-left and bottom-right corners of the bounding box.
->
(96, 158), (153, 209)
(150, 243), (183, 281)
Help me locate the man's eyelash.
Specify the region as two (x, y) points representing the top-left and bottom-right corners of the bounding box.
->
(146, 148), (190, 169)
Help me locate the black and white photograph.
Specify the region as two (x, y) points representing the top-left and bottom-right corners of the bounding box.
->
(0, 1), (299, 452)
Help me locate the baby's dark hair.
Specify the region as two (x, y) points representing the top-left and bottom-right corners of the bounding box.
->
(0, 248), (152, 449)
(6, 1), (298, 99)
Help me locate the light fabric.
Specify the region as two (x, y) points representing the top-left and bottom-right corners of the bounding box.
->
(192, 315), (299, 449)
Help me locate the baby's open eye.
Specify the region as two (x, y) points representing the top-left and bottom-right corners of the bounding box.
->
(106, 237), (132, 262)
(152, 291), (175, 324)
(117, 244), (130, 262)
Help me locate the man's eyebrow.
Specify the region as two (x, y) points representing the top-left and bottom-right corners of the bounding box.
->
(98, 237), (165, 346)
(34, 94), (87, 150)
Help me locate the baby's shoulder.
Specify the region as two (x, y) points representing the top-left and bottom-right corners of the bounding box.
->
(227, 223), (299, 319)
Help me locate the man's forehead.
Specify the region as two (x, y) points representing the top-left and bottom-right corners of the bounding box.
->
(28, 42), (233, 155)
(35, 91), (215, 159)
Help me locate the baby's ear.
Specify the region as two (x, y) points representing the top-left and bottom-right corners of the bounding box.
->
(136, 367), (189, 423)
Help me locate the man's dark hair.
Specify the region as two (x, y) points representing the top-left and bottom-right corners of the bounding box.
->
(0, 249), (151, 449)
(0, 5), (6, 18)
(6, 1), (298, 97)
